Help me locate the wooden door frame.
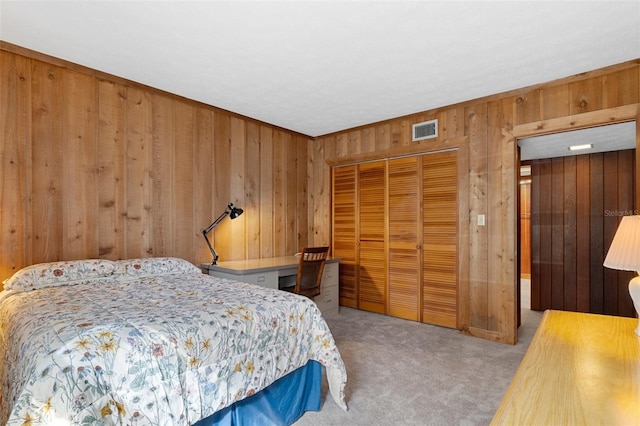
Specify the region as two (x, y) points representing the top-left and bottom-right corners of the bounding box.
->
(505, 103), (640, 323)
(508, 104), (640, 199)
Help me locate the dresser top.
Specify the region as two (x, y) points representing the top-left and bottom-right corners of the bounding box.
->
(492, 309), (640, 425)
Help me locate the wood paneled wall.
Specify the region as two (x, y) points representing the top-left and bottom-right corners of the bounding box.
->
(313, 60), (639, 344)
(0, 44), (312, 282)
(1, 41), (638, 344)
(530, 150), (636, 317)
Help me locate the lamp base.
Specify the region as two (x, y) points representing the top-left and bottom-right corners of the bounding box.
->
(629, 275), (640, 336)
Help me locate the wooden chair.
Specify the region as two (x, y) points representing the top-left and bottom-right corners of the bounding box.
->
(286, 246), (329, 299)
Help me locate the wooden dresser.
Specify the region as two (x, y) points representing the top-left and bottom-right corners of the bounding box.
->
(492, 310), (640, 425)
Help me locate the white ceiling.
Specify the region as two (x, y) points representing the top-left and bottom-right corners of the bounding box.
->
(519, 122), (636, 161)
(1, 1), (639, 137)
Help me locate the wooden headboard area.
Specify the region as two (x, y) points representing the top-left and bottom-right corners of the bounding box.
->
(0, 42), (316, 285)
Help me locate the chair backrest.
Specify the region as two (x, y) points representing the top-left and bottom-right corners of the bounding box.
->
(294, 246), (330, 298)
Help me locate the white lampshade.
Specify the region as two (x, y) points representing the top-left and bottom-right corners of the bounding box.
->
(604, 215), (640, 336)
(604, 215), (640, 272)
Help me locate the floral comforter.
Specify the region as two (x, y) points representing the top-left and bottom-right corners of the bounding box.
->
(0, 258), (347, 425)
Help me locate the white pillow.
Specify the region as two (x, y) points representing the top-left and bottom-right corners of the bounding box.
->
(114, 257), (200, 279)
(2, 259), (117, 292)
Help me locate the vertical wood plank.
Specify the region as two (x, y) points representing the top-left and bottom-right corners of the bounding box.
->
(259, 125), (274, 257)
(194, 107), (213, 263)
(575, 155), (591, 312)
(296, 135), (309, 248)
(456, 136), (471, 331)
(97, 80), (126, 260)
(375, 123), (391, 151)
(562, 155), (577, 311)
(320, 135), (333, 246)
(272, 130), (286, 256)
(498, 99), (517, 341)
(62, 70), (98, 259)
(539, 159), (553, 310)
(603, 67), (639, 108)
(310, 138), (327, 246)
(284, 132), (297, 255)
(0, 51), (30, 279)
(173, 101), (194, 260)
(125, 86), (152, 258)
(245, 121), (261, 259)
(589, 154), (605, 313)
(615, 150), (636, 317)
(570, 76), (604, 115)
(441, 107), (465, 140)
(550, 157), (565, 310)
(150, 94), (174, 257)
(347, 130), (360, 156)
(31, 61), (64, 263)
(514, 89), (542, 125)
(335, 133), (348, 159)
(487, 98), (516, 340)
(466, 104), (488, 330)
(229, 116), (246, 260)
(361, 127), (375, 153)
(212, 111), (231, 262)
(541, 84), (570, 120)
(603, 151), (620, 315)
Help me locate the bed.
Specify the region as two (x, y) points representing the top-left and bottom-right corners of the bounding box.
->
(0, 257), (348, 425)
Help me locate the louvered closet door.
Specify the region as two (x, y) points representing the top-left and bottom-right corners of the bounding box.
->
(358, 161), (386, 314)
(423, 151), (458, 328)
(332, 165), (358, 308)
(387, 156), (421, 321)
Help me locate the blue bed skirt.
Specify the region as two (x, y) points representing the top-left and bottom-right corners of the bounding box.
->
(194, 360), (322, 426)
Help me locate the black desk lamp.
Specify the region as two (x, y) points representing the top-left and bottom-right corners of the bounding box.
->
(202, 203), (243, 265)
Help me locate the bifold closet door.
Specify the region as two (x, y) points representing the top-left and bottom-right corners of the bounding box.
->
(332, 165), (358, 308)
(358, 161), (386, 314)
(387, 156), (421, 321)
(422, 151), (458, 328)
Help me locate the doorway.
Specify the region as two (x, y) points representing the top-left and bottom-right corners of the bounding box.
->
(517, 121), (637, 317)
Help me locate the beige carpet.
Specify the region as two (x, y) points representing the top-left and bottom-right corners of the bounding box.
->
(295, 307), (543, 426)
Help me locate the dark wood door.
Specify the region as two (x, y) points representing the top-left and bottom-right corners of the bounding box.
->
(530, 149), (636, 317)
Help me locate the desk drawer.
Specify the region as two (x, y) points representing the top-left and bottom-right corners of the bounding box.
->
(322, 262), (339, 285)
(315, 281), (339, 305)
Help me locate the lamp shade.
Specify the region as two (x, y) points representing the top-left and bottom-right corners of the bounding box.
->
(604, 215), (640, 272)
(229, 205), (243, 219)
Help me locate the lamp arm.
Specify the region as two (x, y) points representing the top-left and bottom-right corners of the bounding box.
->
(201, 228), (220, 265)
(201, 210), (230, 265)
(202, 210), (229, 235)
(201, 203), (242, 265)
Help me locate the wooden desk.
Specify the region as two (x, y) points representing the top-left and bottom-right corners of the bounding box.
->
(201, 256), (341, 316)
(492, 310), (640, 425)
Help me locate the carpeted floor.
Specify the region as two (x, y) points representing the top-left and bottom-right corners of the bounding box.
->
(295, 307), (543, 426)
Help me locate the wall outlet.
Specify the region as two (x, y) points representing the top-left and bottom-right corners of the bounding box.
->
(478, 214), (486, 226)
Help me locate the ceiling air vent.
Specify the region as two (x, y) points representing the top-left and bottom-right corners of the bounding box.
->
(412, 119), (438, 142)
